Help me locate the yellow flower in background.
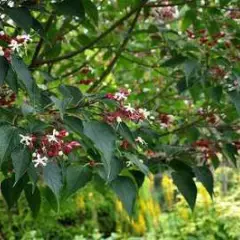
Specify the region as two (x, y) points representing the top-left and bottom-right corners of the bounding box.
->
(132, 214), (147, 235)
(162, 174), (174, 209)
(116, 199), (123, 213)
(197, 184), (211, 208)
(76, 195), (85, 210)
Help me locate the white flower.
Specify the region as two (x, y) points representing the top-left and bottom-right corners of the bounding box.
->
(21, 34), (32, 42)
(124, 104), (135, 114)
(0, 46), (4, 56)
(32, 154), (48, 168)
(135, 136), (147, 145)
(116, 116), (122, 123)
(19, 134), (33, 146)
(139, 108), (150, 119)
(114, 92), (127, 101)
(47, 129), (59, 143)
(9, 39), (22, 52)
(58, 151), (64, 156)
(142, 88), (150, 93)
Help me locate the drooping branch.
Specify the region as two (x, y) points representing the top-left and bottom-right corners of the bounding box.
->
(30, 1), (148, 68)
(87, 5), (144, 93)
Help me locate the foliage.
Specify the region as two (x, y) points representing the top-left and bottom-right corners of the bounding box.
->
(0, 168), (239, 239)
(0, 0), (240, 216)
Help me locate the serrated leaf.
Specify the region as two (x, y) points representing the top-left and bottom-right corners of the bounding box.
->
(111, 176), (137, 215)
(194, 166), (214, 198)
(172, 171), (197, 210)
(11, 148), (31, 184)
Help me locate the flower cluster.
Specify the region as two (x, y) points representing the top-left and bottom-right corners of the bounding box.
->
(79, 79), (94, 85)
(209, 66), (226, 80)
(20, 129), (80, 167)
(192, 139), (216, 161)
(186, 29), (228, 48)
(197, 107), (221, 125)
(226, 80), (239, 92)
(0, 85), (16, 107)
(159, 113), (175, 129)
(0, 32), (31, 62)
(152, 1), (178, 22)
(0, 0), (14, 7)
(105, 89), (150, 124)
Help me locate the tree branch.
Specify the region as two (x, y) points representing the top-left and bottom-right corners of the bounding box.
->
(87, 4), (144, 93)
(30, 1), (148, 67)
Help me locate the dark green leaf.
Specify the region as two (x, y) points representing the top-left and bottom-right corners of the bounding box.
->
(55, 0), (85, 20)
(1, 176), (25, 209)
(24, 184), (41, 217)
(43, 162), (63, 200)
(4, 7), (33, 33)
(83, 121), (116, 179)
(194, 166), (214, 198)
(0, 125), (16, 167)
(11, 148), (31, 184)
(172, 171), (197, 210)
(0, 56), (9, 85)
(64, 115), (83, 134)
(64, 165), (92, 197)
(111, 176), (137, 215)
(125, 153), (150, 176)
(59, 85), (82, 106)
(83, 0), (98, 25)
(228, 91), (240, 115)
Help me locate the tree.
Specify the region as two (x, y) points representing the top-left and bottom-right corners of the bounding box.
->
(0, 0), (239, 216)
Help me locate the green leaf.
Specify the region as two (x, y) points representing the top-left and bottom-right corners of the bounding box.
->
(64, 165), (92, 198)
(55, 0), (85, 20)
(42, 186), (59, 212)
(11, 148), (31, 184)
(5, 67), (18, 92)
(83, 121), (116, 179)
(59, 85), (83, 106)
(183, 59), (199, 83)
(64, 115), (83, 134)
(4, 7), (33, 33)
(97, 157), (124, 182)
(172, 171), (197, 210)
(228, 91), (240, 116)
(0, 125), (16, 167)
(125, 153), (150, 176)
(0, 56), (9, 85)
(194, 166), (214, 198)
(24, 184), (41, 217)
(161, 55), (187, 67)
(117, 123), (136, 146)
(11, 55), (39, 99)
(111, 176), (137, 215)
(130, 170), (145, 188)
(43, 162), (63, 200)
(181, 9), (195, 31)
(51, 96), (71, 119)
(1, 176), (25, 209)
(223, 143), (238, 166)
(83, 0), (99, 25)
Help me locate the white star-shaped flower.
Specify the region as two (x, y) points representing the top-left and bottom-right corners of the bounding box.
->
(19, 134), (32, 146)
(9, 39), (22, 52)
(124, 104), (135, 114)
(32, 154), (48, 168)
(47, 129), (59, 143)
(0, 47), (4, 56)
(114, 92), (127, 101)
(135, 136), (147, 145)
(139, 108), (151, 119)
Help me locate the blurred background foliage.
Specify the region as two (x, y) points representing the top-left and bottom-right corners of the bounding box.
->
(1, 167), (240, 240)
